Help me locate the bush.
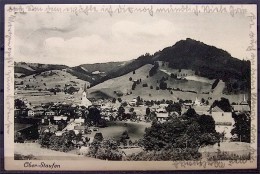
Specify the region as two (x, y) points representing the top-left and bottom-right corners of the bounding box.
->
(212, 79), (220, 89)
(14, 154), (36, 160)
(142, 83), (148, 87)
(121, 131), (130, 141)
(94, 133), (104, 142)
(124, 148), (201, 161)
(206, 151), (250, 161)
(88, 139), (122, 160)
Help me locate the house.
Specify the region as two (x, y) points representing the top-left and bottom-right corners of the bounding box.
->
(38, 125), (58, 134)
(129, 98), (137, 106)
(75, 117), (85, 124)
(232, 105), (250, 113)
(74, 125), (87, 134)
(14, 109), (21, 117)
(156, 107), (166, 113)
(45, 110), (56, 116)
(156, 112), (169, 123)
(27, 109), (35, 117)
(14, 123), (39, 142)
(193, 106), (210, 115)
(55, 131), (63, 136)
(34, 106), (45, 116)
(53, 115), (68, 121)
(41, 116), (50, 125)
(232, 94), (250, 113)
(210, 106), (234, 139)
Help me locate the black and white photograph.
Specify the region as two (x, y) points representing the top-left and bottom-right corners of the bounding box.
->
(4, 4), (257, 171)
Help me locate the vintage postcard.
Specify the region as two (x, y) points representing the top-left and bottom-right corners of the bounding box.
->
(4, 4), (257, 171)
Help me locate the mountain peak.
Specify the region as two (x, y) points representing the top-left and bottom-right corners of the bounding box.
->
(167, 38), (231, 58)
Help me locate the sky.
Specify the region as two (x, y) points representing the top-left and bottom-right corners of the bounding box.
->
(14, 5), (252, 66)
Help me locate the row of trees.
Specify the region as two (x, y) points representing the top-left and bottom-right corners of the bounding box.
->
(127, 109), (219, 160)
(39, 130), (87, 152)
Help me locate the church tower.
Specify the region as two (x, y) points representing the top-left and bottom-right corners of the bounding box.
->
(240, 94), (248, 105)
(81, 83), (92, 107)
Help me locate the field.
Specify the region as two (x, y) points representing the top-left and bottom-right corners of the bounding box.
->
(88, 121), (151, 141)
(14, 143), (99, 160)
(199, 142), (251, 160)
(15, 89), (83, 106)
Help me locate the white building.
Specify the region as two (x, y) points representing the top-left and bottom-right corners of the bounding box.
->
(156, 112), (169, 123)
(81, 83), (92, 107)
(27, 110), (35, 117)
(193, 97), (201, 106)
(232, 94), (250, 113)
(210, 106), (234, 139)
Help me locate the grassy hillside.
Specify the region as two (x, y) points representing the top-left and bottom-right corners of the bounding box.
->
(15, 62), (68, 77)
(88, 63), (232, 103)
(90, 39), (250, 95)
(78, 61), (126, 73)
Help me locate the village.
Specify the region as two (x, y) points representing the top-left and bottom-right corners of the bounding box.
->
(14, 80), (251, 160)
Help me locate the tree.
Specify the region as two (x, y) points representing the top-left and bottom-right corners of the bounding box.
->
(197, 115), (216, 134)
(170, 73), (177, 79)
(88, 139), (122, 160)
(142, 119), (186, 151)
(112, 98), (116, 103)
(212, 79), (220, 89)
(211, 97), (232, 112)
(142, 83), (148, 87)
(166, 103), (182, 115)
(129, 107), (134, 113)
(117, 106), (125, 118)
(98, 118), (107, 128)
(231, 112), (250, 143)
(39, 132), (53, 148)
(129, 77), (132, 81)
(120, 131), (129, 141)
(95, 139), (122, 160)
(94, 132), (104, 142)
(88, 106), (101, 126)
(65, 86), (78, 95)
(184, 108), (198, 118)
(149, 62), (159, 77)
(142, 117), (219, 152)
(159, 81), (167, 90)
(133, 70), (135, 74)
(132, 82), (136, 90)
(14, 99), (26, 109)
(146, 108), (151, 116)
(201, 98), (205, 104)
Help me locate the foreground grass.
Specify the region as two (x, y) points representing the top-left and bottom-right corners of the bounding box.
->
(206, 151), (250, 161)
(14, 153), (36, 160)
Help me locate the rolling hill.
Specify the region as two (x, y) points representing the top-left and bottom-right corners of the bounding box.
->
(14, 38), (250, 104)
(92, 38), (250, 88)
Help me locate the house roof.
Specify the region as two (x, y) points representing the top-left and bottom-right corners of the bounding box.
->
(211, 112), (234, 124)
(211, 106), (224, 112)
(54, 116), (68, 121)
(15, 123), (33, 132)
(156, 113), (169, 118)
(193, 106), (210, 113)
(232, 105), (250, 112)
(33, 106), (44, 111)
(74, 126), (87, 130)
